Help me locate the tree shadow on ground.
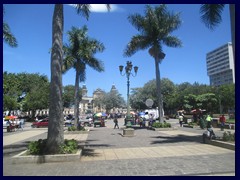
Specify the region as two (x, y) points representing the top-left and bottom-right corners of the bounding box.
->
(82, 148), (98, 157)
(150, 134), (203, 145)
(3, 142), (29, 156)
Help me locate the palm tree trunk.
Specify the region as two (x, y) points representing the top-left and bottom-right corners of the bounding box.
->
(154, 58), (164, 123)
(229, 4), (235, 72)
(74, 65), (80, 127)
(46, 4), (64, 154)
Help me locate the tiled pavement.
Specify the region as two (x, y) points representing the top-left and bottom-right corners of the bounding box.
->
(3, 119), (235, 176)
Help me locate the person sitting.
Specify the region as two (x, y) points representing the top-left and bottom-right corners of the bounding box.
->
(206, 120), (216, 140)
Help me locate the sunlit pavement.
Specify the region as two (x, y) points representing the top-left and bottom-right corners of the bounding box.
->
(3, 118), (235, 176)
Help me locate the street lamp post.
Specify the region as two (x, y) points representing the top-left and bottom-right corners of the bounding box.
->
(119, 61), (138, 128)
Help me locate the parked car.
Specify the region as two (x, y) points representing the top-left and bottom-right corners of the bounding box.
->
(80, 116), (93, 127)
(93, 117), (105, 127)
(31, 118), (48, 128)
(64, 118), (75, 126)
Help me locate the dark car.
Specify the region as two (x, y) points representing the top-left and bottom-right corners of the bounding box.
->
(31, 118), (48, 128)
(93, 117), (105, 127)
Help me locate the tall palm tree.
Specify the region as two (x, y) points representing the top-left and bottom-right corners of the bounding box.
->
(62, 26), (105, 127)
(124, 4), (182, 123)
(46, 4), (110, 154)
(3, 6), (18, 47)
(200, 4), (235, 70)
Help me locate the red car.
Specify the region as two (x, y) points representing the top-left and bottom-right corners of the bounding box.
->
(31, 118), (48, 128)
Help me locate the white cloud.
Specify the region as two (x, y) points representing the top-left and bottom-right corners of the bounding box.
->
(69, 4), (122, 13)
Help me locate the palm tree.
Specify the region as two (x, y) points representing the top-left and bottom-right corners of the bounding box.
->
(124, 4), (182, 123)
(3, 6), (18, 47)
(46, 4), (110, 154)
(200, 4), (235, 69)
(62, 26), (105, 127)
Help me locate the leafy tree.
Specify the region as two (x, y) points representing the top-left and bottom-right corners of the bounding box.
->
(130, 78), (176, 114)
(3, 72), (50, 116)
(94, 90), (125, 113)
(183, 94), (197, 112)
(218, 84), (235, 113)
(22, 83), (50, 118)
(196, 93), (217, 113)
(62, 26), (105, 126)
(3, 6), (18, 47)
(63, 85), (81, 108)
(47, 4), (110, 154)
(125, 5), (182, 123)
(103, 91), (125, 113)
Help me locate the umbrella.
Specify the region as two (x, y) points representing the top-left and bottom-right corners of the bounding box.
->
(5, 115), (18, 120)
(130, 111), (136, 115)
(94, 112), (107, 117)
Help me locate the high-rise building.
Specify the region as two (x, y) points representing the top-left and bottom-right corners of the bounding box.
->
(206, 42), (235, 86)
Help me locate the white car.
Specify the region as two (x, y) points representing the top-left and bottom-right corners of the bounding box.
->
(64, 118), (75, 126)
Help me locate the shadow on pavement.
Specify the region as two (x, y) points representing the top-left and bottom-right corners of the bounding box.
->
(150, 134), (203, 145)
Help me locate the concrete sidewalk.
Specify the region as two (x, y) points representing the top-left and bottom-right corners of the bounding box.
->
(3, 118), (235, 176)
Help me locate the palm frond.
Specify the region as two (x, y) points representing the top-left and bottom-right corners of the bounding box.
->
(85, 57), (104, 72)
(162, 36), (182, 48)
(124, 35), (151, 57)
(200, 4), (225, 30)
(125, 4), (182, 58)
(62, 56), (75, 74)
(76, 4), (91, 20)
(3, 22), (18, 47)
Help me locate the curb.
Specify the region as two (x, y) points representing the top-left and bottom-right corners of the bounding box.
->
(204, 138), (235, 151)
(209, 140), (235, 151)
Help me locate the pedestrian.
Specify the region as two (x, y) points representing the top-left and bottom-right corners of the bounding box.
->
(19, 120), (24, 130)
(206, 114), (212, 128)
(139, 117), (143, 128)
(219, 114), (226, 131)
(114, 115), (119, 129)
(179, 113), (183, 127)
(149, 114), (153, 128)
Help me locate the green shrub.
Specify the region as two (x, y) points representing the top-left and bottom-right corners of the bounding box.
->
(27, 139), (78, 155)
(199, 119), (206, 129)
(188, 122), (198, 126)
(222, 131), (235, 142)
(59, 139), (78, 154)
(27, 139), (47, 155)
(68, 126), (77, 131)
(68, 125), (86, 131)
(152, 122), (171, 128)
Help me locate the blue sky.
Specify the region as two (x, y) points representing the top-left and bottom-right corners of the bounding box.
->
(3, 4), (231, 100)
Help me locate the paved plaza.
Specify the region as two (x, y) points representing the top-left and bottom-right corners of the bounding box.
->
(3, 118), (235, 176)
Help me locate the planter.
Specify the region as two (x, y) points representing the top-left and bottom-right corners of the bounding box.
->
(11, 149), (82, 164)
(203, 135), (235, 151)
(64, 129), (89, 134)
(122, 128), (135, 137)
(151, 127), (178, 131)
(183, 124), (198, 128)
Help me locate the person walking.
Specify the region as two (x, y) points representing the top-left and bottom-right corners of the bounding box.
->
(205, 114), (212, 129)
(219, 114), (226, 131)
(114, 115), (119, 129)
(19, 119), (24, 130)
(179, 113), (183, 127)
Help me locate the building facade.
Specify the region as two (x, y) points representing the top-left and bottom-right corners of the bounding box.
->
(206, 42), (235, 86)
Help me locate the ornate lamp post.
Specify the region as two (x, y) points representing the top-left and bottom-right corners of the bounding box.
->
(119, 61), (138, 128)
